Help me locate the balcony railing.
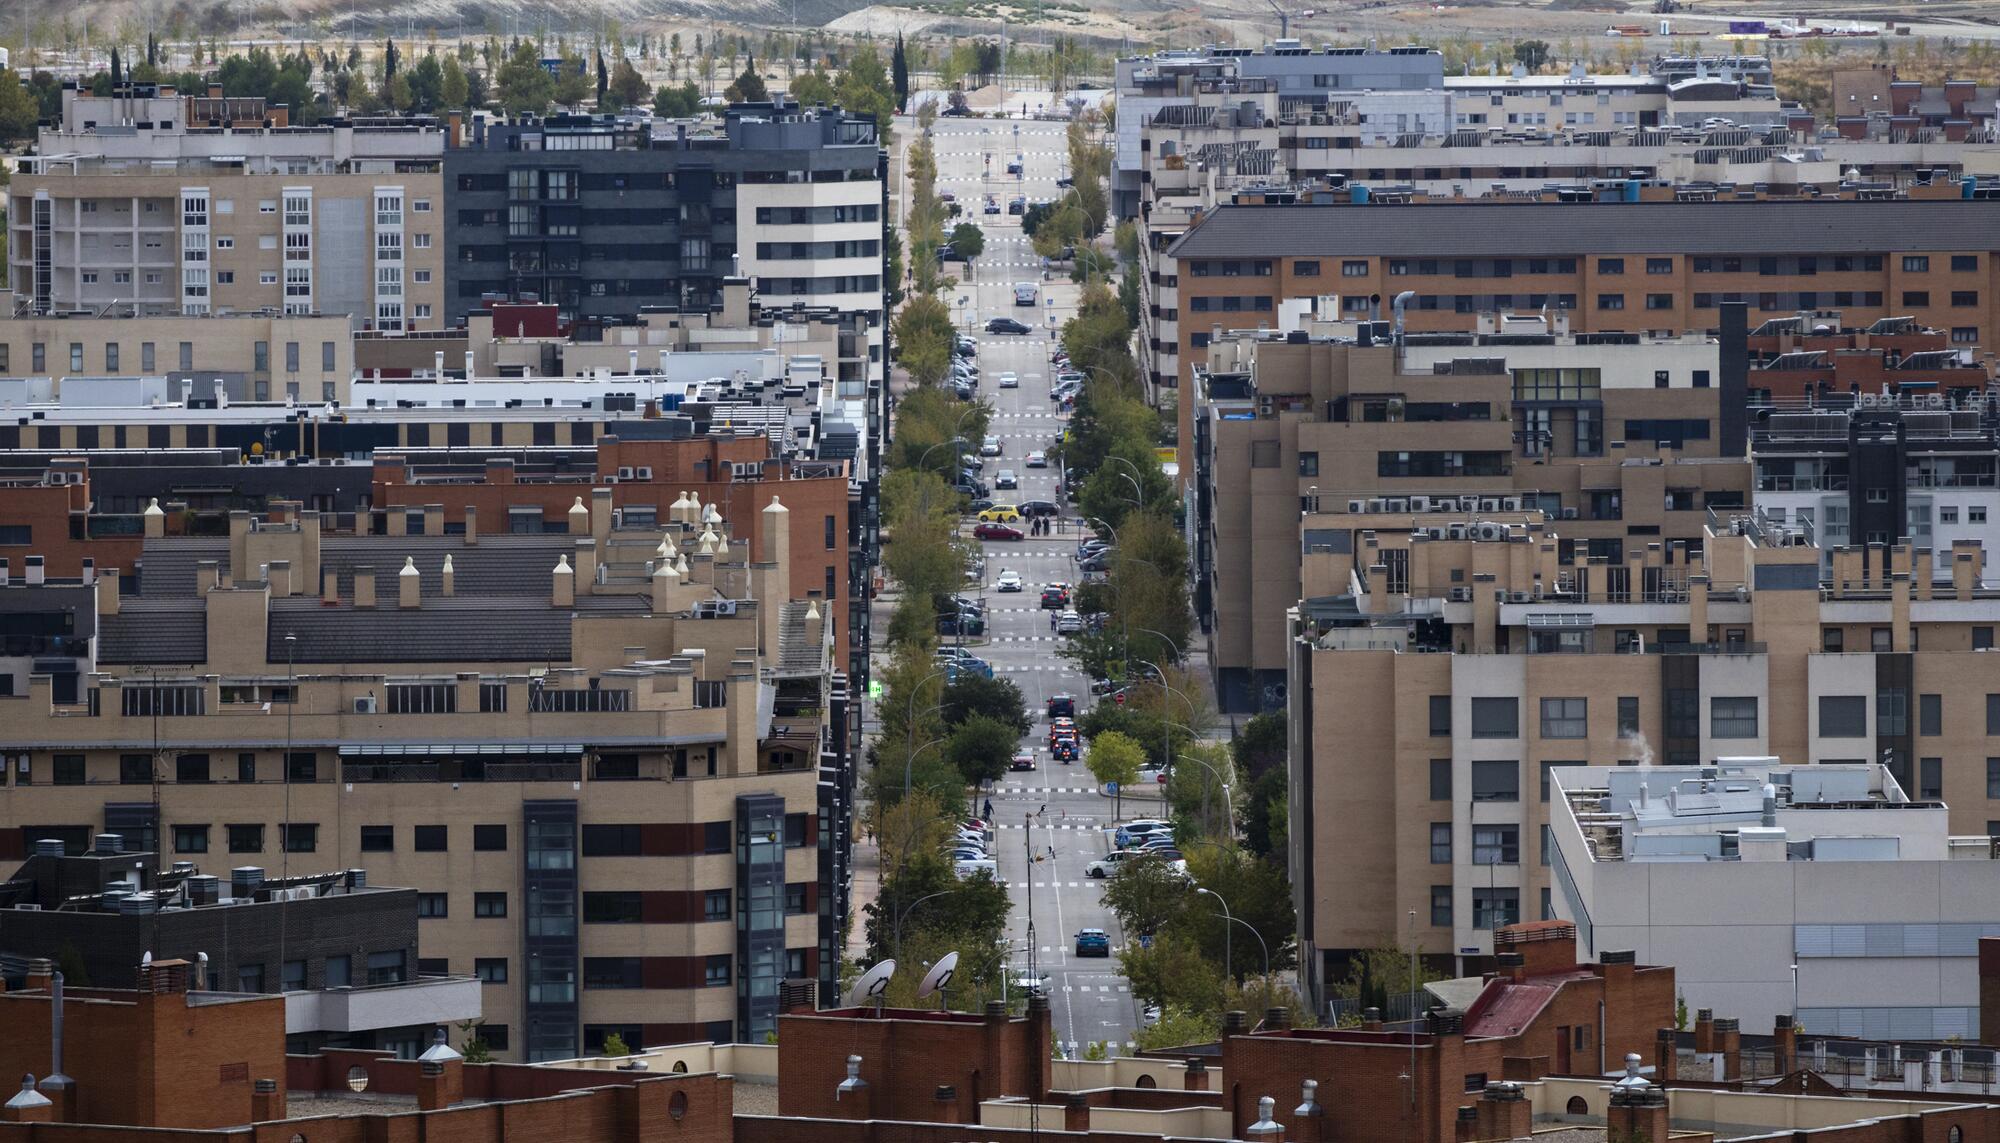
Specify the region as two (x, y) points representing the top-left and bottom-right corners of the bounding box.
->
(341, 760), (582, 783)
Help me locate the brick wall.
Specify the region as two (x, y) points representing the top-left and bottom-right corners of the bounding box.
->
(776, 1003), (1052, 1124)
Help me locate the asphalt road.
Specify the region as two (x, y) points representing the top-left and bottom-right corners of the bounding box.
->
(928, 116), (1146, 1054)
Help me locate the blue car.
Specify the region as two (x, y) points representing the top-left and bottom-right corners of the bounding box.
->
(1074, 928), (1111, 957)
(945, 657), (994, 681)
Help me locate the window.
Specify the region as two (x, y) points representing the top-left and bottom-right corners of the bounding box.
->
(366, 950), (407, 985)
(286, 752), (316, 782)
(583, 892), (642, 923)
(480, 682), (507, 712)
(1920, 757), (1943, 800)
(1298, 451), (1319, 477)
(584, 958), (643, 989)
(704, 821), (731, 854)
(476, 958), (508, 983)
(1711, 697), (1759, 738)
(703, 888), (732, 921)
(413, 233), (432, 249)
(1470, 697), (1518, 738)
(1540, 760), (1582, 801)
(1646, 258), (1673, 275)
(1904, 256), (1931, 272)
(1979, 628), (1997, 651)
(120, 754), (152, 784)
(1598, 258), (1624, 274)
(176, 754), (211, 783)
(1471, 760), (1520, 802)
(414, 824), (448, 851)
(1472, 888), (1519, 930)
(474, 892), (508, 918)
(227, 824), (264, 853)
(1596, 293), (1625, 311)
(1295, 260), (1321, 277)
(388, 682), (455, 713)
(174, 824), (209, 853)
(1820, 695), (1868, 738)
(1430, 695), (1452, 736)
(322, 342), (337, 371)
(53, 754), (85, 785)
(582, 824), (642, 856)
(1921, 694), (1943, 737)
(1430, 886), (1452, 927)
(1430, 823), (1452, 863)
(417, 893), (449, 918)
(1904, 292), (1931, 308)
(1823, 627), (1845, 653)
(786, 883), (809, 914)
(283, 823), (317, 853)
(1988, 694), (2000, 735)
(1472, 825), (1519, 865)
(360, 825), (394, 851)
(1975, 507), (1990, 524)
(1617, 696), (1640, 739)
(1878, 689), (1908, 737)
(474, 824), (507, 851)
(1429, 759), (1452, 800)
(704, 954), (732, 986)
(325, 956), (351, 988)
(785, 813), (810, 848)
(1539, 698), (1587, 739)
(238, 964), (266, 993)
(1341, 260), (1369, 277)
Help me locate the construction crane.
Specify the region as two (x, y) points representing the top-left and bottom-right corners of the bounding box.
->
(1267, 0), (1294, 38)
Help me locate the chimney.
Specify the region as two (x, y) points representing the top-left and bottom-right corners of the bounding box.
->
(322, 565), (339, 605)
(568, 496), (590, 538)
(574, 538), (598, 592)
(1184, 1056), (1210, 1092)
(1064, 1093), (1090, 1132)
(1361, 1007), (1383, 1032)
(1245, 1095), (1286, 1143)
(97, 567), (121, 616)
(40, 969), (72, 1117)
(1222, 1010), (1250, 1037)
(398, 556), (421, 608)
(1772, 1014), (1796, 1075)
(442, 555), (456, 597)
(1654, 1028), (1679, 1082)
(353, 566), (377, 609)
(424, 504), (443, 538)
(652, 557), (681, 611)
(1715, 1017), (1742, 1079)
(834, 1056), (871, 1118)
(1474, 1081), (1530, 1141)
(250, 1078), (285, 1122)
(268, 560), (291, 598)
(1292, 1080), (1325, 1143)
(1693, 1008), (1715, 1053)
(932, 1085), (961, 1124)
(463, 504), (479, 545)
(552, 554), (575, 607)
(1606, 1083), (1670, 1143)
(2, 1076), (53, 1124)
(591, 486), (614, 546)
(143, 497), (165, 538)
(416, 1030), (464, 1109)
(1265, 1007), (1292, 1032)
(196, 559), (219, 594)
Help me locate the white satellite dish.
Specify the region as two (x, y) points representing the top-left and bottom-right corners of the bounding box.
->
(917, 952), (960, 1003)
(845, 959), (897, 1008)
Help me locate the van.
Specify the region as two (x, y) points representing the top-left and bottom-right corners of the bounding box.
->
(1014, 282), (1038, 307)
(955, 858), (999, 880)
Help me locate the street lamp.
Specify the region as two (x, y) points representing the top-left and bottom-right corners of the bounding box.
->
(906, 669), (951, 798)
(1165, 742), (1233, 839)
(1134, 626), (1184, 665)
(1192, 886), (1266, 982)
(892, 886), (963, 964)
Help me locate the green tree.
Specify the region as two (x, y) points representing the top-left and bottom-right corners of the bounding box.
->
(1513, 39), (1551, 71)
(440, 57), (470, 110)
(382, 71), (413, 113)
(553, 50), (592, 107)
(383, 37), (400, 79)
(892, 31), (910, 110)
(1330, 944), (1447, 1015)
(726, 62), (768, 102)
(1121, 933), (1225, 1014)
(790, 66), (835, 106)
(940, 673), (1029, 735)
(1240, 765), (1288, 860)
(945, 713), (1018, 786)
(948, 222), (986, 260)
(1136, 1006), (1218, 1051)
(605, 58), (648, 111)
(836, 45), (896, 136)
(601, 1031), (631, 1057)
(497, 40), (555, 116)
(1180, 846), (1296, 981)
(1102, 853), (1192, 937)
(653, 80), (702, 118)
(0, 70), (43, 144)
(456, 1020), (494, 1063)
(1087, 729), (1145, 817)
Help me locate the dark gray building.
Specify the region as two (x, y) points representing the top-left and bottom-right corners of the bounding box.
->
(0, 839), (480, 1055)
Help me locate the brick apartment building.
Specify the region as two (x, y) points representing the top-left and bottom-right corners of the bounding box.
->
(1285, 505), (2000, 999)
(1191, 310), (1752, 709)
(1160, 197), (2000, 470)
(1745, 311), (1995, 402)
(0, 492), (853, 1061)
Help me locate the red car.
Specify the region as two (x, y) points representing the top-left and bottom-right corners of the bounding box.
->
(973, 522), (1025, 541)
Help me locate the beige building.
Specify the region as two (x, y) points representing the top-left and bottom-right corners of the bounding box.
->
(9, 87), (446, 328)
(1285, 503), (2000, 1015)
(0, 296), (358, 403)
(1192, 308), (1752, 710)
(0, 489), (849, 1062)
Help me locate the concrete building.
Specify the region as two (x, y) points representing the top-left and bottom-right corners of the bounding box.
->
(442, 100), (886, 388)
(1159, 196), (2000, 469)
(0, 490), (853, 1061)
(0, 842), (480, 1055)
(1444, 56), (1785, 133)
(0, 298), (359, 403)
(1550, 757), (2000, 1038)
(1833, 63), (2000, 139)
(1285, 506), (2000, 1015)
(1191, 308), (1752, 710)
(8, 87), (447, 327)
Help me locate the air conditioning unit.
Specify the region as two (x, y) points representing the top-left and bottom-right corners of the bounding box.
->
(1425, 526), (1449, 540)
(617, 467), (636, 480)
(1447, 524), (1470, 540)
(1347, 499), (1367, 513)
(1508, 591), (1531, 603)
(1385, 498), (1408, 513)
(1448, 586), (1473, 602)
(1366, 498), (1388, 513)
(1560, 507), (1580, 519)
(1477, 523), (1506, 541)
(1409, 496), (1431, 512)
(353, 696), (378, 714)
(635, 466), (653, 480)
(1500, 497), (1522, 511)
(1479, 497), (1502, 513)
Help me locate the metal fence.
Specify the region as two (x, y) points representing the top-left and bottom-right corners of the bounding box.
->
(1325, 989), (1431, 1026)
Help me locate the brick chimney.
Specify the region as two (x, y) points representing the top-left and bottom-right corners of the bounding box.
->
(1772, 1014), (1796, 1075)
(1606, 1084), (1669, 1143)
(1064, 1093), (1090, 1132)
(463, 505), (479, 545)
(1715, 1017), (1742, 1080)
(250, 1078), (285, 1122)
(1693, 1009), (1715, 1053)
(1473, 1081), (1529, 1140)
(1184, 1057), (1211, 1092)
(353, 566), (377, 609)
(1361, 1007), (1383, 1032)
(416, 1031), (463, 1109)
(97, 567), (121, 616)
(398, 556), (421, 608)
(931, 1085), (960, 1124)
(1654, 1028), (1679, 1082)
(552, 554), (575, 607)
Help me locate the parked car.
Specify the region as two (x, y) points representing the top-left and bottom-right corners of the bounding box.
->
(1047, 693), (1077, 719)
(1079, 551), (1113, 573)
(980, 435), (1003, 456)
(986, 317), (1030, 335)
(955, 858), (998, 879)
(936, 611), (985, 637)
(977, 505), (1022, 523)
(995, 469), (1019, 490)
(1115, 820), (1172, 848)
(1041, 583), (1071, 609)
(1074, 928), (1111, 957)
(1007, 196), (1026, 215)
(1014, 282), (1038, 307)
(995, 569), (1024, 592)
(954, 337), (978, 358)
(973, 522), (1025, 541)
(983, 197), (1001, 215)
(1010, 751), (1036, 772)
(1086, 850), (1136, 878)
(1025, 450), (1049, 468)
(1056, 175), (1074, 188)
(1007, 157), (1024, 175)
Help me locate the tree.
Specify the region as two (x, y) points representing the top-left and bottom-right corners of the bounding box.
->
(382, 71), (412, 113)
(1329, 944), (1447, 1016)
(1240, 765), (1288, 861)
(554, 50), (591, 107)
(940, 673), (1029, 735)
(604, 58), (648, 111)
(1121, 933), (1225, 1015)
(836, 45), (896, 136)
(384, 37), (400, 80)
(1087, 729), (1145, 817)
(110, 47), (122, 87)
(595, 49), (608, 103)
(440, 57), (470, 110)
(1231, 712), (1286, 780)
(892, 31), (910, 110)
(407, 53), (443, 111)
(653, 80), (701, 119)
(601, 1031), (631, 1057)
(726, 62), (768, 103)
(791, 66), (835, 107)
(497, 40), (555, 116)
(1179, 846), (1296, 981)
(1513, 39), (1551, 71)
(0, 70), (39, 145)
(1103, 854), (1192, 937)
(948, 222), (986, 260)
(1136, 1006), (1218, 1051)
(945, 713), (1017, 786)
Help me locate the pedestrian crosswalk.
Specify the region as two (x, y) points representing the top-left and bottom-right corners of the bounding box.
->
(988, 634), (1066, 643)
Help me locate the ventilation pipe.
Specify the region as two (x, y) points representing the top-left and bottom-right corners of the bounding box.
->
(836, 1055), (867, 1100)
(1392, 290), (1416, 343)
(1762, 782), (1777, 827)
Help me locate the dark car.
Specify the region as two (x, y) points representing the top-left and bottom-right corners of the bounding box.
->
(1047, 693), (1077, 719)
(1040, 584), (1070, 610)
(937, 611), (986, 637)
(986, 317), (1030, 335)
(1056, 176), (1074, 188)
(1007, 158), (1024, 175)
(1052, 739), (1079, 763)
(1017, 499), (1060, 518)
(966, 498), (997, 514)
(973, 522), (1025, 541)
(1079, 551), (1113, 573)
(1074, 928), (1110, 957)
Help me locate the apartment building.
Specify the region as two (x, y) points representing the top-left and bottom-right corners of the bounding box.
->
(1159, 196), (2000, 464)
(442, 99), (886, 388)
(8, 87), (447, 327)
(0, 299), (358, 403)
(0, 492), (853, 1061)
(1444, 56), (1785, 133)
(1551, 758), (2000, 1038)
(1744, 311), (1994, 401)
(1191, 307), (1752, 709)
(0, 841), (481, 1055)
(1285, 505), (2000, 1015)
(1833, 63), (2000, 139)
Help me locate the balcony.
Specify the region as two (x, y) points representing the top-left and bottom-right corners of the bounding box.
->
(285, 973), (481, 1035)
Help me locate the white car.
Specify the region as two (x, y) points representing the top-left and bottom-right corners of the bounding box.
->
(1025, 450), (1049, 468)
(980, 435), (1003, 456)
(995, 570), (1024, 592)
(998, 371), (1020, 389)
(1086, 849), (1140, 878)
(1055, 609), (1083, 634)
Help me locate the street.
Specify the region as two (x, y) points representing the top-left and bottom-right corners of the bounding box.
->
(933, 115), (1147, 1054)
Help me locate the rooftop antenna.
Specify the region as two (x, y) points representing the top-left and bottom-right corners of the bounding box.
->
(917, 951), (960, 1010)
(845, 959), (896, 1014)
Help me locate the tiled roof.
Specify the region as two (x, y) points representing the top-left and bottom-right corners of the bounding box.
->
(98, 599), (207, 664)
(135, 538), (231, 598)
(319, 535), (574, 599)
(268, 595), (643, 664)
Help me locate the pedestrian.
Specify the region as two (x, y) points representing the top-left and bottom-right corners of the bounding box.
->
(984, 798), (994, 820)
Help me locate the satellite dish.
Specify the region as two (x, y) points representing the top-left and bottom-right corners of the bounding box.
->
(845, 959), (897, 1008)
(917, 952), (960, 1002)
